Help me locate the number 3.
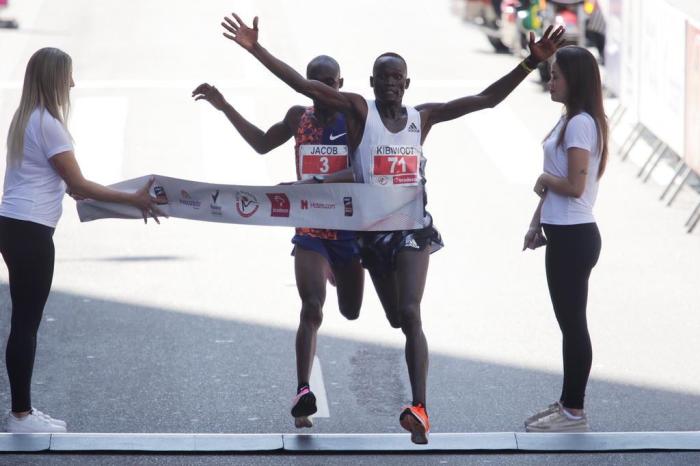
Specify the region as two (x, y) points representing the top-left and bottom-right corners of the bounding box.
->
(320, 156), (329, 173)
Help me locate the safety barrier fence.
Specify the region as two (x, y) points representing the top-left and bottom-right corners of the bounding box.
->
(603, 0), (700, 232)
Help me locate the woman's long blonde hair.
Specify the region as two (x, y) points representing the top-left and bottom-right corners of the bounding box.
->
(6, 47), (73, 167)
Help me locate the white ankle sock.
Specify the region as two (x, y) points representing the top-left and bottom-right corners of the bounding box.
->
(561, 408), (583, 420)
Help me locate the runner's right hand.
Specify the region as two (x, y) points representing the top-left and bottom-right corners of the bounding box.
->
(192, 83), (227, 111)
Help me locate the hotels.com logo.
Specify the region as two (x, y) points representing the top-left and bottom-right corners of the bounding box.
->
(266, 193), (290, 217)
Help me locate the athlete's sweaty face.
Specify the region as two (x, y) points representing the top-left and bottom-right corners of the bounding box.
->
(371, 57), (409, 104)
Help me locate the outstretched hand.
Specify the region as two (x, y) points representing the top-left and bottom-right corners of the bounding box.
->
(192, 83), (227, 111)
(221, 13), (259, 51)
(527, 25), (566, 63)
(132, 177), (167, 224)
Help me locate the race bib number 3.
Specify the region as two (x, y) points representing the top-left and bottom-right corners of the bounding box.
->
(371, 145), (421, 186)
(299, 145), (349, 180)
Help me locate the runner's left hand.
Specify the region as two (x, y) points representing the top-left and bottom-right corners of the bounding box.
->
(527, 25), (566, 63)
(222, 13), (259, 51)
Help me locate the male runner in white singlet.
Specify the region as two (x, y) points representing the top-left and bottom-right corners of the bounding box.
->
(221, 12), (564, 443)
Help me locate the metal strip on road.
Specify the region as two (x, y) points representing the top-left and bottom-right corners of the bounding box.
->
(282, 433), (518, 451)
(0, 432), (698, 453)
(0, 433), (51, 452)
(193, 434), (283, 452)
(515, 432), (700, 452)
(50, 433), (196, 451)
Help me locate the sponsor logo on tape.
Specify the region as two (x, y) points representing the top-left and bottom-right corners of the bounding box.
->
(235, 191), (259, 218)
(153, 185), (169, 205)
(179, 189), (201, 209)
(266, 193), (290, 217)
(210, 190), (222, 216)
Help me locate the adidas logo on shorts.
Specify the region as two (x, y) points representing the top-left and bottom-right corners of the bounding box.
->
(408, 122), (419, 133)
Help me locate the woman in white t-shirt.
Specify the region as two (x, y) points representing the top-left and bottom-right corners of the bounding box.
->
(522, 46), (608, 432)
(0, 48), (161, 433)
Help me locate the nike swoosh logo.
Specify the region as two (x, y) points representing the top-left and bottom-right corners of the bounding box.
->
(329, 132), (347, 141)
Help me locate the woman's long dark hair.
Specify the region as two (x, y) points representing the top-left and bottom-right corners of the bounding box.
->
(554, 46), (608, 179)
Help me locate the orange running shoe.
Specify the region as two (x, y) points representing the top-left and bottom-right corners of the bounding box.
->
(399, 403), (430, 445)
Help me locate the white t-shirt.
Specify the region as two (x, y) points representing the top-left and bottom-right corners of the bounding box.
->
(540, 112), (601, 225)
(0, 108), (73, 227)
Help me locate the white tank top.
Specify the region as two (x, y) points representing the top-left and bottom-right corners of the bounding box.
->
(353, 98), (430, 227)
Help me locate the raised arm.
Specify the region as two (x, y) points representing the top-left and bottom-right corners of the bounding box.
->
(221, 14), (365, 117)
(417, 26), (566, 130)
(193, 83), (297, 154)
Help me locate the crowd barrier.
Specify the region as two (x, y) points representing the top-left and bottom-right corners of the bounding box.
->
(602, 0), (700, 232)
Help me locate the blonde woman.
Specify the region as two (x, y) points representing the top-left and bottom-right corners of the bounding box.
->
(523, 46), (607, 432)
(0, 47), (160, 433)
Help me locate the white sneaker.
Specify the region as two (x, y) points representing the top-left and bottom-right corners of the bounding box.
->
(525, 405), (590, 433)
(524, 401), (561, 427)
(31, 408), (67, 428)
(6, 410), (67, 433)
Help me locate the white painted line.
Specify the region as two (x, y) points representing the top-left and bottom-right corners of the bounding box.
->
(71, 96), (128, 185)
(309, 355), (330, 418)
(1, 432), (700, 452)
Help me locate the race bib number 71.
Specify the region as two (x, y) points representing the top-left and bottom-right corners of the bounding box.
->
(371, 145), (421, 186)
(299, 145), (349, 180)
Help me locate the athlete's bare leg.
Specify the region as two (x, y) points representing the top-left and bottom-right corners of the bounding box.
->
(294, 248), (329, 388)
(368, 272), (401, 328)
(395, 248), (430, 405)
(367, 248), (430, 403)
(294, 249), (365, 385)
(331, 258), (365, 320)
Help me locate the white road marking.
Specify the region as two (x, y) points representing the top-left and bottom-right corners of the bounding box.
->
(309, 356), (330, 418)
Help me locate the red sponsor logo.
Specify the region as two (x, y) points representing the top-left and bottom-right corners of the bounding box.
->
(393, 174), (418, 185)
(267, 193), (290, 217)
